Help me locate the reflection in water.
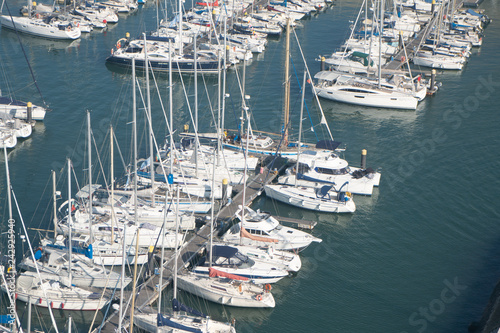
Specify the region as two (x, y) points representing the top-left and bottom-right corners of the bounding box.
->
(0, 29), (81, 51)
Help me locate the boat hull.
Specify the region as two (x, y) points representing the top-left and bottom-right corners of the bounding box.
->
(0, 15), (81, 40)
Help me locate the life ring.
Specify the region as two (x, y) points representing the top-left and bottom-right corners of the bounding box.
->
(116, 41), (121, 49)
(256, 294), (263, 301)
(35, 13), (40, 19)
(264, 283), (272, 292)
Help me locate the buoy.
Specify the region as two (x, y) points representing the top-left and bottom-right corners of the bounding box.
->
(39, 298), (42, 304)
(320, 56), (325, 71)
(60, 303), (64, 309)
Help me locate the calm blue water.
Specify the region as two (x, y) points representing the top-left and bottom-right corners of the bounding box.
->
(0, 0), (499, 332)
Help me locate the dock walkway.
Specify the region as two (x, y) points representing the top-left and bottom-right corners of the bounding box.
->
(94, 156), (289, 333)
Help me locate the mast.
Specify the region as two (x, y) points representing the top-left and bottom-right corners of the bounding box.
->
(173, 186), (180, 300)
(52, 170), (57, 238)
(169, 39), (174, 175)
(283, 18), (291, 146)
(377, 0), (384, 88)
(194, 34), (199, 177)
(239, 113), (251, 245)
(87, 110), (93, 244)
(67, 159), (73, 287)
(144, 33), (155, 205)
(4, 147), (16, 333)
(119, 57), (137, 333)
(295, 70), (306, 187)
(110, 125), (115, 243)
(240, 57), (246, 142)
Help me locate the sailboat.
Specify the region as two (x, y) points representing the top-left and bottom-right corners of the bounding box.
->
(14, 159), (111, 311)
(0, 0), (81, 40)
(313, 0), (425, 110)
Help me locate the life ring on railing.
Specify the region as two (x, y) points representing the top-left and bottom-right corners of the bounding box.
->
(116, 41), (121, 49)
(264, 283), (272, 292)
(256, 294), (263, 301)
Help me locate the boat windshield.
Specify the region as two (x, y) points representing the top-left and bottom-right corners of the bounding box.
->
(315, 166), (350, 175)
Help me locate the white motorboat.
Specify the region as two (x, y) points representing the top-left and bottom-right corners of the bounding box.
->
(222, 207), (322, 251)
(278, 149), (381, 196)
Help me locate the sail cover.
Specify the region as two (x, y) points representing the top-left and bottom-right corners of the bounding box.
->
(209, 267), (249, 281)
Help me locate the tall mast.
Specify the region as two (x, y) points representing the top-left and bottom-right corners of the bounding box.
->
(295, 70), (306, 187)
(4, 147), (16, 332)
(67, 159), (73, 287)
(240, 57), (246, 141)
(194, 34), (199, 177)
(110, 125), (115, 243)
(119, 57), (137, 333)
(87, 110), (93, 244)
(169, 39), (174, 175)
(378, 0), (384, 88)
(144, 33), (155, 205)
(283, 18), (291, 146)
(52, 170), (57, 238)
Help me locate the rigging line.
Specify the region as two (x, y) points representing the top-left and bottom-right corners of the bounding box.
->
(113, 128), (128, 172)
(292, 27), (333, 140)
(3, 1), (49, 108)
(289, 57), (319, 142)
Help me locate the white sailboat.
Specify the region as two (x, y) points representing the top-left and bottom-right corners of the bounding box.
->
(0, 4), (81, 40)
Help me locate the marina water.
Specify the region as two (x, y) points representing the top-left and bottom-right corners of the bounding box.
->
(0, 0), (499, 332)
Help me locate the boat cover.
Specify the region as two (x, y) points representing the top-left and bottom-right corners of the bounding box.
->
(157, 313), (203, 333)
